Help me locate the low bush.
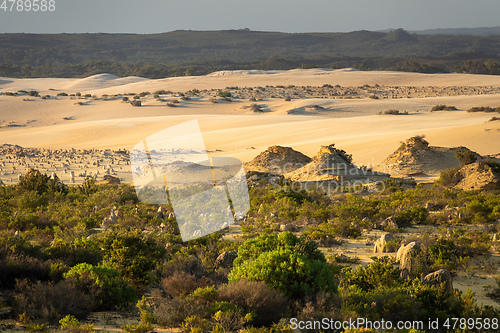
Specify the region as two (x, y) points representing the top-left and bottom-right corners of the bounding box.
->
(378, 109), (408, 115)
(0, 255), (52, 288)
(435, 167), (463, 187)
(467, 106), (495, 113)
(64, 263), (136, 310)
(456, 151), (477, 166)
(431, 104), (457, 111)
(13, 279), (93, 323)
(217, 91), (232, 98)
(218, 280), (288, 326)
(161, 270), (211, 297)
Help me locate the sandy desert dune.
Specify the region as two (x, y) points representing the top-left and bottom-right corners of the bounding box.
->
(0, 68), (500, 186)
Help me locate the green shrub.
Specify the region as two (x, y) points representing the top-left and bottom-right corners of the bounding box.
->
(98, 229), (166, 285)
(378, 109), (408, 115)
(57, 92), (68, 96)
(394, 206), (428, 227)
(59, 314), (80, 329)
(234, 232), (325, 265)
(467, 106), (494, 113)
(45, 237), (102, 266)
(429, 238), (456, 267)
(217, 91), (232, 98)
(341, 256), (401, 292)
(456, 151), (477, 166)
(435, 167), (463, 187)
(64, 263), (136, 310)
(229, 233), (335, 299)
(430, 105), (457, 111)
(229, 246), (336, 299)
(121, 296), (154, 333)
(18, 169), (66, 195)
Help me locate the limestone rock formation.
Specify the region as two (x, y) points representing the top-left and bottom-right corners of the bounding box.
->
(244, 145), (311, 174)
(423, 269), (453, 292)
(453, 161), (500, 191)
(279, 223), (297, 232)
(374, 233), (396, 253)
(396, 241), (428, 277)
(215, 251), (238, 269)
(378, 136), (481, 176)
(102, 208), (119, 229)
(102, 174), (121, 185)
(286, 144), (388, 183)
(379, 216), (398, 230)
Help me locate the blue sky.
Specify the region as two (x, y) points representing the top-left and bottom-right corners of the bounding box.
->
(0, 0), (499, 33)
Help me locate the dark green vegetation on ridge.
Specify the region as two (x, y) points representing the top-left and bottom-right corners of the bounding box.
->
(2, 29), (500, 78)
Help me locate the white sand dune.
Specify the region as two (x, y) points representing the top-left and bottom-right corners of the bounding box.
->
(1, 69), (500, 166)
(63, 74), (150, 91)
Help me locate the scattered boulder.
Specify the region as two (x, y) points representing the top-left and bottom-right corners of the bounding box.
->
(102, 208), (119, 229)
(373, 233), (397, 253)
(130, 100), (142, 107)
(424, 202), (439, 211)
(279, 224), (297, 232)
(215, 251), (238, 269)
(102, 174), (120, 185)
(423, 269), (453, 292)
(379, 216), (398, 229)
(335, 254), (349, 263)
(157, 206), (164, 220)
(396, 241), (428, 277)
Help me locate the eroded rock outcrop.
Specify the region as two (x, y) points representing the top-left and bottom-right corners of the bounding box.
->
(378, 136), (480, 176)
(374, 233), (397, 253)
(396, 241), (428, 277)
(244, 145), (312, 174)
(423, 269), (453, 292)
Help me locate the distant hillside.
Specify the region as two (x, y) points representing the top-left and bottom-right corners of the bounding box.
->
(410, 26), (500, 36)
(1, 29), (500, 78)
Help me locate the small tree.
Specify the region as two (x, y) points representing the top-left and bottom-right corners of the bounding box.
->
(228, 232), (336, 298)
(17, 169), (45, 192)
